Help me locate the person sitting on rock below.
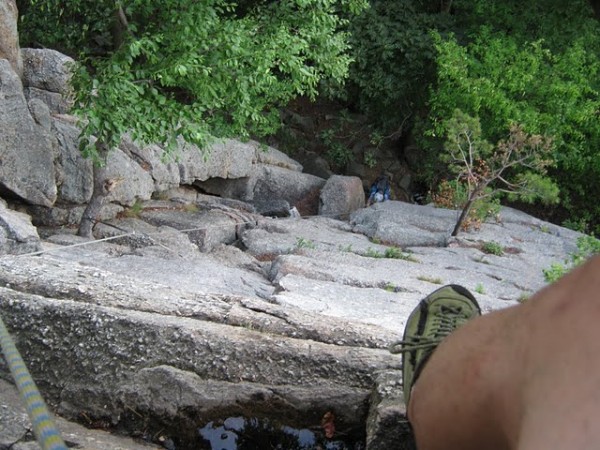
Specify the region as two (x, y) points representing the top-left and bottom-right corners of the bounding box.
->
(390, 255), (600, 450)
(366, 174), (391, 206)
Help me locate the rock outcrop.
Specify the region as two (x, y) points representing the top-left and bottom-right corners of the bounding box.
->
(0, 18), (586, 450)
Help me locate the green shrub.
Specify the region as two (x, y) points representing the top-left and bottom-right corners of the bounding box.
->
(481, 241), (504, 256)
(543, 235), (600, 282)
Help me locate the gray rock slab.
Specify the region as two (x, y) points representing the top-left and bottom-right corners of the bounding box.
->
(52, 117), (93, 204)
(177, 138), (256, 183)
(120, 136), (181, 192)
(254, 142), (303, 172)
(139, 207), (240, 252)
(0, 0), (21, 76)
(105, 147), (155, 207)
(21, 48), (74, 94)
(0, 59), (57, 207)
(366, 370), (412, 450)
(0, 379), (160, 450)
(319, 175), (365, 219)
(0, 254), (391, 348)
(242, 215), (389, 258)
(252, 164), (326, 215)
(118, 364), (369, 438)
(274, 274), (415, 333)
(0, 282), (399, 445)
(0, 201), (41, 255)
(351, 201), (455, 247)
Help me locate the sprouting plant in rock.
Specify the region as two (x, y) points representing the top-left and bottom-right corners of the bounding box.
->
(182, 203), (199, 213)
(295, 237), (316, 250)
(543, 235), (600, 282)
(338, 244), (353, 252)
(417, 275), (443, 285)
(441, 109), (559, 236)
(474, 283), (486, 294)
(122, 199), (144, 218)
(384, 283), (397, 292)
(481, 241), (504, 256)
(364, 246), (419, 262)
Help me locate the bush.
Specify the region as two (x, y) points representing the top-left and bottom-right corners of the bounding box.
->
(543, 235), (600, 282)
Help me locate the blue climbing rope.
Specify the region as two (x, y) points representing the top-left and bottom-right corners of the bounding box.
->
(0, 314), (68, 450)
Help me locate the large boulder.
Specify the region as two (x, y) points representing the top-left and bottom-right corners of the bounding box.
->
(105, 147), (155, 207)
(0, 199), (41, 255)
(52, 117), (93, 204)
(0, 0), (21, 77)
(351, 201), (455, 247)
(0, 59), (57, 207)
(319, 175), (365, 219)
(21, 48), (75, 114)
(178, 138), (257, 184)
(21, 49), (74, 93)
(120, 136), (180, 193)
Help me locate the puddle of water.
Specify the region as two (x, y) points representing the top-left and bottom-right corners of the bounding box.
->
(198, 416), (365, 450)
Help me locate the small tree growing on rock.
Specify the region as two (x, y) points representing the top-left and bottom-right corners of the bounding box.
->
(441, 109), (559, 236)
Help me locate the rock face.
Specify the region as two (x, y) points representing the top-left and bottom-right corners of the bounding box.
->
(319, 175), (365, 218)
(0, 0), (21, 76)
(0, 59), (58, 207)
(0, 193), (583, 449)
(0, 27), (587, 450)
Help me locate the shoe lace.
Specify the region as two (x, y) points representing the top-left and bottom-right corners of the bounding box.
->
(389, 305), (470, 354)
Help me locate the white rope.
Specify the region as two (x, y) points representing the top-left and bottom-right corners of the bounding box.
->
(12, 210), (356, 258)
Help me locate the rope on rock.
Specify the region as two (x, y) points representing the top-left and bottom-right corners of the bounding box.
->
(0, 314), (68, 450)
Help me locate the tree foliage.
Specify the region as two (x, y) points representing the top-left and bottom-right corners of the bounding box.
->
(421, 1), (600, 231)
(20, 0), (368, 160)
(18, 0), (367, 235)
(16, 0), (600, 232)
(441, 109), (557, 235)
(342, 0), (453, 134)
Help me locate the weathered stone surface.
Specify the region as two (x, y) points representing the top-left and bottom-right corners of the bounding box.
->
(351, 201), (454, 247)
(254, 143), (303, 172)
(0, 258), (398, 447)
(0, 0), (21, 76)
(252, 164), (326, 215)
(119, 136), (181, 192)
(178, 138), (257, 184)
(23, 86), (72, 114)
(105, 147), (155, 207)
(139, 205), (242, 252)
(118, 365), (370, 443)
(0, 197), (584, 449)
(21, 48), (74, 94)
(0, 200), (41, 255)
(366, 370), (412, 450)
(52, 117), (93, 204)
(0, 59), (57, 207)
(0, 379), (161, 450)
(319, 174), (365, 219)
(27, 98), (52, 131)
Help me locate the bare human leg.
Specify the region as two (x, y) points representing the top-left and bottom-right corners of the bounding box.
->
(407, 256), (600, 450)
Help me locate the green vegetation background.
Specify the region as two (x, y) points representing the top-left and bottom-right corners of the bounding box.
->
(16, 0), (600, 234)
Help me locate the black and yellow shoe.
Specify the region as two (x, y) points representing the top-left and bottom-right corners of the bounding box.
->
(390, 285), (481, 406)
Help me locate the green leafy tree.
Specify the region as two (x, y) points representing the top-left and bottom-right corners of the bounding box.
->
(18, 0), (367, 237)
(442, 109), (558, 236)
(422, 1), (600, 230)
(342, 0), (454, 136)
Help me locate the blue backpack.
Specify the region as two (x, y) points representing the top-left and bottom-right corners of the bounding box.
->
(368, 175), (391, 204)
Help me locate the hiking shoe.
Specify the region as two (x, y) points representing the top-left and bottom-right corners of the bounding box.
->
(390, 284), (481, 406)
